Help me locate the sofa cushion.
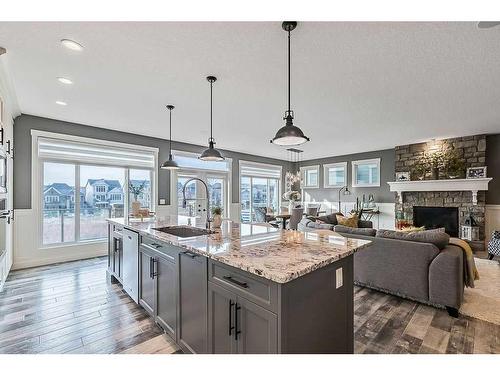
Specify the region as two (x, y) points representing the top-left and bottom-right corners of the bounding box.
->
(315, 213), (343, 225)
(334, 225), (376, 237)
(376, 228), (450, 250)
(336, 214), (358, 228)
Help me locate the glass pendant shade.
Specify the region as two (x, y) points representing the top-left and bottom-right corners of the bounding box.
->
(161, 153), (180, 170)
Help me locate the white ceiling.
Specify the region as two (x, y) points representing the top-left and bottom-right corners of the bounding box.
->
(0, 22), (499, 161)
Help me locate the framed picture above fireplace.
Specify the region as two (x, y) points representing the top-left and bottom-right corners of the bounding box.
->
(466, 166), (487, 179)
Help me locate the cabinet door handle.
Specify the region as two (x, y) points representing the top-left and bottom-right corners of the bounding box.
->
(149, 257), (153, 279)
(150, 242), (162, 249)
(151, 258), (157, 278)
(228, 300), (235, 336)
(181, 251), (197, 259)
(223, 276), (249, 289)
(234, 303), (241, 341)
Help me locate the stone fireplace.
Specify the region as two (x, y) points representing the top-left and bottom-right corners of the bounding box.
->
(394, 135), (488, 244)
(413, 206), (459, 237)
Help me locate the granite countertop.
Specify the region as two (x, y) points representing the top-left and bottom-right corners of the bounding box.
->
(108, 216), (371, 284)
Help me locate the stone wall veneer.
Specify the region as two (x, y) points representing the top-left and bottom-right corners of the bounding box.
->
(395, 135), (487, 241)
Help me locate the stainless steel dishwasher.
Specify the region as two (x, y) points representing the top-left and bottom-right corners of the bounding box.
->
(122, 228), (139, 303)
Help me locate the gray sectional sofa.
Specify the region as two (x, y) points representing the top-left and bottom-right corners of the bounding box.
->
(298, 216), (464, 316)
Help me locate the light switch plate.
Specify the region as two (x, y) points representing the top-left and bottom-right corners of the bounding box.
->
(159, 199), (166, 205)
(336, 267), (343, 289)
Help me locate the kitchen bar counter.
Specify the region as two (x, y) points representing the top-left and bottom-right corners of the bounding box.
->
(108, 216), (371, 284)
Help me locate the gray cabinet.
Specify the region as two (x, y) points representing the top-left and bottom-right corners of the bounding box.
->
(156, 254), (177, 338)
(235, 296), (277, 354)
(208, 280), (277, 354)
(178, 251), (208, 354)
(107, 223), (123, 283)
(139, 247), (155, 316)
(208, 281), (237, 354)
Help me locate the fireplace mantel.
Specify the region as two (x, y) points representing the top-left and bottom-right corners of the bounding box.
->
(387, 178), (492, 205)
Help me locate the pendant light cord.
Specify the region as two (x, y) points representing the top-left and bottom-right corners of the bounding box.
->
(169, 108), (172, 153)
(210, 80), (213, 140)
(288, 29), (291, 112)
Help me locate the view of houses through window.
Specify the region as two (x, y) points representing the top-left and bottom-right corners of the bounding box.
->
(42, 162), (152, 246)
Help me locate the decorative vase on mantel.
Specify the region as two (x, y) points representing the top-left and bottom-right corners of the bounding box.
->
(431, 167), (440, 180)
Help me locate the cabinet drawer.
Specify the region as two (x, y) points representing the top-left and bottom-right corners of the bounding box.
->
(140, 235), (178, 263)
(208, 261), (278, 313)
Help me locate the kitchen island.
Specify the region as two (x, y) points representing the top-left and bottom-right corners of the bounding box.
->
(107, 216), (371, 354)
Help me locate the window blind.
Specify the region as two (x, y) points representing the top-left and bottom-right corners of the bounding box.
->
(38, 137), (156, 169)
(240, 161), (282, 179)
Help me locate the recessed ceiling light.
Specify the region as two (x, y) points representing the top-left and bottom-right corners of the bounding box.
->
(60, 39), (84, 51)
(57, 77), (73, 85)
(56, 101), (67, 106)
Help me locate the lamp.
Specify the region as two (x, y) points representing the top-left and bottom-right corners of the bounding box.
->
(160, 105), (180, 170)
(199, 76), (225, 161)
(270, 21), (310, 146)
(338, 185), (351, 213)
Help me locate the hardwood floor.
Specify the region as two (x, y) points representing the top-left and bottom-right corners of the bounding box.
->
(0, 257), (498, 354)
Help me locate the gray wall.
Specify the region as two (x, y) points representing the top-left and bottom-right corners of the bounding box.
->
(486, 134), (500, 204)
(296, 149), (396, 204)
(13, 114), (291, 209)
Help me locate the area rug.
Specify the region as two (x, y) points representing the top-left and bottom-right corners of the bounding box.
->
(460, 258), (500, 325)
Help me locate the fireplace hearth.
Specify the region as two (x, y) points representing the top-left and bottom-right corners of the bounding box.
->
(413, 206), (459, 237)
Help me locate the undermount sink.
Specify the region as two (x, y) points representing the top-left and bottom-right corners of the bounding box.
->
(152, 225), (214, 238)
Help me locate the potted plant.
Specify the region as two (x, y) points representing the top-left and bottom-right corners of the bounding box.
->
(423, 151), (445, 180)
(444, 150), (465, 179)
(129, 181), (146, 216)
(211, 206), (223, 229)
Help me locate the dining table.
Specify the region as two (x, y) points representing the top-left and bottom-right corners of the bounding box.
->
(274, 213), (292, 229)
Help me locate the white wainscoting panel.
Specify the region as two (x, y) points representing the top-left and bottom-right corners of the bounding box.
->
(13, 209), (107, 270)
(485, 205), (500, 244)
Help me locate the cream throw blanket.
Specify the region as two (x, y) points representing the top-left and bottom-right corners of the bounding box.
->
(449, 237), (480, 288)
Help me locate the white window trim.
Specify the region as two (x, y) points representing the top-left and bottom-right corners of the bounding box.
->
(300, 165), (319, 189)
(323, 162), (348, 188)
(351, 158), (381, 187)
(32, 130), (159, 250)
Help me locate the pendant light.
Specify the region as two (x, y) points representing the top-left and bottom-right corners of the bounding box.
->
(199, 75), (225, 161)
(160, 104), (180, 170)
(271, 21), (310, 146)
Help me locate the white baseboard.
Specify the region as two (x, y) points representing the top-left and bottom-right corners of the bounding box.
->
(12, 249), (108, 270)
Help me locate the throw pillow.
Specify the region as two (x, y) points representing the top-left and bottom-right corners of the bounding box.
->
(316, 212), (343, 225)
(376, 228), (450, 250)
(336, 214), (358, 228)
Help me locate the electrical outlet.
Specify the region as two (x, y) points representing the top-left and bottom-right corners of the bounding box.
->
(159, 199), (166, 205)
(336, 267), (343, 289)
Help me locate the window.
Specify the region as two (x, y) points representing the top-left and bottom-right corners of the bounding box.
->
(36, 132), (157, 247)
(42, 162), (76, 245)
(323, 162), (347, 188)
(352, 158), (381, 187)
(240, 161), (281, 223)
(173, 151), (230, 219)
(129, 169), (153, 213)
(300, 165), (319, 188)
